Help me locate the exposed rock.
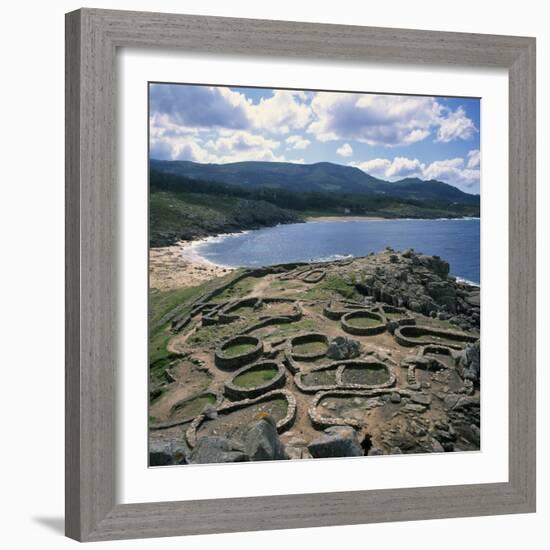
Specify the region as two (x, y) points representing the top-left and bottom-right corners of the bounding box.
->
(326, 336), (362, 360)
(411, 393), (432, 406)
(457, 340), (481, 383)
(244, 417), (287, 461)
(190, 436), (248, 464)
(418, 255), (450, 278)
(390, 392), (402, 404)
(308, 425), (363, 458)
(149, 441), (188, 466)
(368, 447), (385, 456)
(402, 403), (428, 414)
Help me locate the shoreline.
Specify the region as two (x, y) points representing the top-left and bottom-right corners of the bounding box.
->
(306, 215), (385, 222)
(149, 240), (235, 291)
(306, 215), (480, 222)
(150, 216), (480, 290)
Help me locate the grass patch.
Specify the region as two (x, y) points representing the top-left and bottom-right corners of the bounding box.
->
(148, 275), (239, 388)
(232, 305), (256, 316)
(346, 316), (383, 328)
(187, 320), (248, 348)
(302, 369), (337, 387)
(302, 275), (358, 301)
(223, 343), (257, 358)
(172, 393), (217, 419)
(209, 276), (258, 302)
(385, 312), (406, 320)
(292, 341), (328, 355)
(273, 319), (318, 336)
(341, 365), (389, 386)
(233, 366), (278, 388)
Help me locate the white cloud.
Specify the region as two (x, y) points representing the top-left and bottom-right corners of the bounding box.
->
(351, 157), (423, 179)
(149, 84), (250, 130)
(308, 92), (477, 147)
(309, 94), (439, 146)
(285, 135), (311, 150)
(150, 85), (313, 143)
(204, 130), (285, 162)
(351, 155), (480, 191)
(248, 91), (311, 134)
(336, 143), (353, 157)
(467, 149), (481, 168)
(436, 107), (478, 143)
(423, 158), (480, 188)
(207, 131), (279, 154)
(150, 126), (305, 164)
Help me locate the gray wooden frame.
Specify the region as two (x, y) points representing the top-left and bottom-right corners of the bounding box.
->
(65, 8), (536, 542)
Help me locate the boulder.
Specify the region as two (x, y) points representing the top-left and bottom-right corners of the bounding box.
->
(457, 340), (480, 383)
(411, 393), (432, 406)
(390, 392), (402, 404)
(149, 441), (188, 466)
(402, 403), (427, 413)
(308, 426), (363, 458)
(368, 447), (385, 456)
(418, 255), (450, 278)
(189, 436), (248, 464)
(244, 417), (287, 461)
(326, 336), (362, 360)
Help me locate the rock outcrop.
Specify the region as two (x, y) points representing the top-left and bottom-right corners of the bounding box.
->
(326, 336), (362, 360)
(308, 426), (364, 458)
(354, 250), (479, 329)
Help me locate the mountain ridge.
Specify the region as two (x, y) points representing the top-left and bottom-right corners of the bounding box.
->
(150, 159), (479, 204)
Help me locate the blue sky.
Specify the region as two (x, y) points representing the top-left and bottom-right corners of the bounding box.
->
(149, 83), (480, 194)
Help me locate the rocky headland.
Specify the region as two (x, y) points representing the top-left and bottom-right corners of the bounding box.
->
(149, 249), (480, 465)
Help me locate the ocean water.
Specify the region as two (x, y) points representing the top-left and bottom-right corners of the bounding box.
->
(193, 218), (480, 285)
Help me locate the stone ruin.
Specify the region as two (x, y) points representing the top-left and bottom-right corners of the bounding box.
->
(149, 250), (481, 465)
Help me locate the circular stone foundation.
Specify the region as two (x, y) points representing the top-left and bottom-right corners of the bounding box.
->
(341, 310), (386, 336)
(224, 361), (286, 400)
(289, 332), (329, 361)
(337, 360), (395, 388)
(302, 269), (326, 283)
(186, 389), (297, 447)
(215, 335), (263, 370)
(394, 325), (478, 349)
(294, 364), (340, 392)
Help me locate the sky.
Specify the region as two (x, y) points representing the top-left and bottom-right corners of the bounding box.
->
(149, 83), (481, 194)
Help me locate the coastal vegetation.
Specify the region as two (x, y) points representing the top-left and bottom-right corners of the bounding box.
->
(149, 162), (480, 247)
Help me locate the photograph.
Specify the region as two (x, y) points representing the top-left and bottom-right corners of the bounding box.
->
(148, 83), (481, 466)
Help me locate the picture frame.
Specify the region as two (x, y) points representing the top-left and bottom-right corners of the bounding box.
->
(65, 8), (536, 542)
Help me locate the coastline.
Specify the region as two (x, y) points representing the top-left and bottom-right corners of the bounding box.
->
(149, 240), (235, 291)
(306, 215), (480, 222)
(305, 215), (385, 222)
(149, 216), (480, 290)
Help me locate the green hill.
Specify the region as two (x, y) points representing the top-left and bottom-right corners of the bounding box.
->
(149, 169), (480, 247)
(150, 159), (479, 205)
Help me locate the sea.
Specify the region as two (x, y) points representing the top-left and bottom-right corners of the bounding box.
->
(192, 218), (480, 285)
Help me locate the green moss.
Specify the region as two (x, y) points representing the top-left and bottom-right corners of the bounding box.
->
(233, 366), (278, 388)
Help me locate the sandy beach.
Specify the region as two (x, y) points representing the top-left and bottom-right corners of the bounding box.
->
(306, 215), (386, 222)
(149, 240), (234, 290)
